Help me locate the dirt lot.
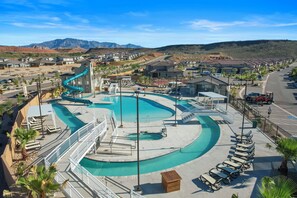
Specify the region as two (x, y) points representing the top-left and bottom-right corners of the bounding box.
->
(0, 64), (80, 78)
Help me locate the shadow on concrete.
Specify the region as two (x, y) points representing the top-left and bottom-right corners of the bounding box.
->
(191, 177), (212, 194)
(140, 182), (164, 195)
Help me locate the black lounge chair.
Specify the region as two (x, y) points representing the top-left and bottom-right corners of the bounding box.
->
(199, 173), (222, 191)
(209, 168), (231, 184)
(216, 163), (240, 179)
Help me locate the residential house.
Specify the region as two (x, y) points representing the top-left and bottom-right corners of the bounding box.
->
(145, 60), (183, 78)
(56, 57), (75, 65)
(186, 75), (229, 96)
(30, 58), (56, 67)
(0, 59), (30, 68)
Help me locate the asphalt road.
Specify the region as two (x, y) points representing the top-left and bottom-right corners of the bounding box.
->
(241, 63), (297, 135)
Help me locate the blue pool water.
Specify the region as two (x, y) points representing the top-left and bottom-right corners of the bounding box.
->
(88, 96), (175, 122)
(80, 115), (220, 176)
(52, 103), (85, 133)
(127, 132), (163, 141)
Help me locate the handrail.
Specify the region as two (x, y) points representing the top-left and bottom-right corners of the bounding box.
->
(70, 159), (119, 198)
(69, 117), (119, 198)
(55, 171), (83, 198)
(44, 120), (96, 168)
(70, 119), (107, 167)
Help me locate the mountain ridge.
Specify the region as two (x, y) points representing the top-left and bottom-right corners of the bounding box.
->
(24, 38), (143, 49)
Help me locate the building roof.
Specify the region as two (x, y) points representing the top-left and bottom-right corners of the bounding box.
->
(187, 76), (228, 85)
(147, 60), (176, 67)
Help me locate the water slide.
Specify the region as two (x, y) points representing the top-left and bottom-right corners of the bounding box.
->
(61, 67), (92, 104)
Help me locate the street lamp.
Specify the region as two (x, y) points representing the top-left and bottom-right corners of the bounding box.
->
(37, 75), (45, 138)
(173, 75), (178, 126)
(118, 77), (123, 128)
(134, 90), (141, 191)
(241, 80), (248, 142)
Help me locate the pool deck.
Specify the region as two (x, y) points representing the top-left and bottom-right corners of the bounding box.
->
(38, 92), (287, 197)
(85, 92), (201, 161)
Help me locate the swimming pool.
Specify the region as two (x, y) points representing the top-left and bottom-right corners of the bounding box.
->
(80, 115), (220, 176)
(127, 132), (164, 141)
(88, 96), (175, 122)
(52, 103), (85, 133)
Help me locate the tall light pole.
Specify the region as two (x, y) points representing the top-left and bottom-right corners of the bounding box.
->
(119, 77), (123, 128)
(135, 90), (141, 191)
(174, 74), (178, 126)
(37, 75), (45, 138)
(226, 75), (230, 112)
(241, 80), (248, 142)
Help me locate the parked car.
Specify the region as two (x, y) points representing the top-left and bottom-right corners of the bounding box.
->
(245, 92), (261, 102)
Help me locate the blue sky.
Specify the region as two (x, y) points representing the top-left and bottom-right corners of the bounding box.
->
(1, 0), (297, 47)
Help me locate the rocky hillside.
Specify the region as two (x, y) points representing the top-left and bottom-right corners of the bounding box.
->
(25, 38), (142, 49)
(156, 40), (297, 59)
(0, 46), (58, 53)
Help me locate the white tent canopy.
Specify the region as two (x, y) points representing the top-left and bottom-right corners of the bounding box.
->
(196, 92), (227, 110)
(26, 104), (56, 129)
(198, 92), (227, 99)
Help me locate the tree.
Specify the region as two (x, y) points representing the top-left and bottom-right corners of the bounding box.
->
(258, 176), (297, 198)
(14, 127), (39, 160)
(276, 138), (297, 176)
(16, 164), (67, 198)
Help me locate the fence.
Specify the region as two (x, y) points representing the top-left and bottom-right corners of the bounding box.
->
(229, 96), (292, 142)
(1, 91), (53, 187)
(55, 171), (83, 198)
(44, 120), (96, 167)
(68, 117), (119, 198)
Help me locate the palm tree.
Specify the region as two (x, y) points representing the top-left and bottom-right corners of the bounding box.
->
(258, 176), (297, 198)
(14, 127), (39, 160)
(276, 138), (297, 176)
(17, 164), (66, 198)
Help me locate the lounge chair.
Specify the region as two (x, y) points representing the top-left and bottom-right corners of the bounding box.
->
(30, 125), (42, 131)
(236, 142), (255, 149)
(25, 141), (40, 147)
(47, 126), (61, 134)
(25, 142), (41, 151)
(234, 151), (254, 160)
(199, 173), (222, 191)
(31, 117), (46, 123)
(222, 160), (244, 172)
(209, 168), (230, 184)
(216, 163), (240, 179)
(234, 130), (252, 138)
(230, 156), (253, 169)
(234, 146), (255, 153)
(235, 134), (253, 143)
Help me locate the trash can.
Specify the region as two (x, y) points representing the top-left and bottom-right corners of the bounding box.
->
(252, 120), (257, 128)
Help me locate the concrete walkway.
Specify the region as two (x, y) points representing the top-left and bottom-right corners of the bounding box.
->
(96, 102), (282, 197)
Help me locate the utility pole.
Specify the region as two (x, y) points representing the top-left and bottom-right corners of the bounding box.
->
(37, 75), (45, 138)
(241, 80), (248, 142)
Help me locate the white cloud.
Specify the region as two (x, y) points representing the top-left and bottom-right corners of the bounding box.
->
(126, 11), (148, 17)
(64, 13), (89, 23)
(135, 24), (158, 32)
(189, 19), (245, 31)
(188, 19), (297, 31)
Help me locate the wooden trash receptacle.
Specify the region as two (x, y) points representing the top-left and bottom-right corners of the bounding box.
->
(161, 170), (182, 193)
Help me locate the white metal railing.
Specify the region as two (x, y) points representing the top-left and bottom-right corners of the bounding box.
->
(69, 116), (119, 198)
(44, 120), (96, 168)
(111, 111), (119, 143)
(55, 171), (83, 198)
(70, 159), (119, 198)
(70, 118), (107, 168)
